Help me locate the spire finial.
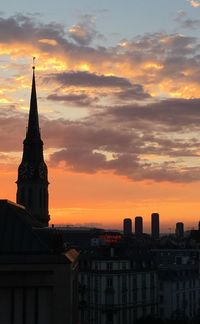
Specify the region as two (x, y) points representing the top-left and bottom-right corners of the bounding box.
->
(32, 56), (36, 71)
(26, 56), (40, 139)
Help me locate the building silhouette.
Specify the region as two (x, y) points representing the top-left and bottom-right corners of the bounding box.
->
(135, 216), (143, 236)
(175, 222), (184, 239)
(123, 218), (132, 236)
(151, 213), (159, 239)
(16, 65), (50, 227)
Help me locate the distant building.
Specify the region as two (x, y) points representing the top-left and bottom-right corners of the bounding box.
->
(175, 222), (184, 239)
(151, 213), (160, 240)
(135, 216), (143, 236)
(79, 243), (158, 324)
(123, 218), (132, 236)
(153, 248), (200, 320)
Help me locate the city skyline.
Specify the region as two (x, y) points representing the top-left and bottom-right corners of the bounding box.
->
(1, 1), (200, 229)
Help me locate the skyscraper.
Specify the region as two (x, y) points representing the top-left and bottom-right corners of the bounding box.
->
(135, 216), (143, 236)
(175, 222), (184, 239)
(123, 218), (132, 236)
(151, 213), (159, 239)
(16, 64), (50, 227)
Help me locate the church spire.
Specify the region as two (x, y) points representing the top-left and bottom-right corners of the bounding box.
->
(16, 60), (50, 227)
(26, 59), (40, 139)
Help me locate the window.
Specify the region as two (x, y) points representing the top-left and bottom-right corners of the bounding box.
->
(142, 274), (146, 288)
(142, 289), (146, 301)
(176, 293), (179, 307)
(107, 263), (112, 271)
(122, 293), (127, 304)
(105, 292), (114, 305)
(106, 312), (113, 324)
(122, 263), (126, 270)
(94, 278), (98, 290)
(160, 282), (163, 290)
(150, 273), (154, 288)
(106, 278), (113, 288)
(176, 281), (179, 290)
(122, 276), (126, 289)
(133, 276), (137, 290)
(94, 292), (98, 304)
(160, 295), (164, 303)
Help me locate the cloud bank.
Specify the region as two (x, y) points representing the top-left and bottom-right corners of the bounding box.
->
(0, 14), (200, 183)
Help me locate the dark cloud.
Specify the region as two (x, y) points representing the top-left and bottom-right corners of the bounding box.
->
(44, 71), (132, 88)
(1, 14), (200, 92)
(116, 84), (151, 101)
(119, 33), (198, 58)
(0, 105), (26, 152)
(45, 72), (151, 104)
(47, 93), (98, 106)
(39, 97), (200, 183)
(180, 18), (200, 29)
(1, 99), (200, 183)
(1, 15), (200, 182)
(104, 98), (200, 131)
(0, 14), (65, 44)
(68, 14), (104, 46)
(50, 147), (200, 183)
(175, 11), (200, 30)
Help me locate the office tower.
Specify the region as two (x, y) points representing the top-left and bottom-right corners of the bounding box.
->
(151, 213), (159, 239)
(16, 65), (50, 226)
(135, 216), (143, 236)
(123, 218), (132, 236)
(175, 222), (184, 239)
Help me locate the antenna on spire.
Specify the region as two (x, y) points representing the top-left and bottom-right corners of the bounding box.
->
(32, 57), (36, 71)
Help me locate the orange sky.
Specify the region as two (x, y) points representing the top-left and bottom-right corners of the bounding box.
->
(1, 10), (200, 232)
(1, 166), (200, 232)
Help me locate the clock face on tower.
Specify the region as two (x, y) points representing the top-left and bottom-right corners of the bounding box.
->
(19, 162), (35, 179)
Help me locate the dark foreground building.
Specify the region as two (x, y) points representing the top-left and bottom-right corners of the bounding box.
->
(0, 199), (79, 324)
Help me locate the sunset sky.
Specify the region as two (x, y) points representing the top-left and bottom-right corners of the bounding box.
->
(1, 0), (200, 231)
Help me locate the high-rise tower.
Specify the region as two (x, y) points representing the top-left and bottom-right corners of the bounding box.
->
(123, 218), (132, 236)
(16, 64), (50, 227)
(151, 213), (159, 240)
(135, 216), (143, 236)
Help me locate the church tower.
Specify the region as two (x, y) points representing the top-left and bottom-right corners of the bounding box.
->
(16, 63), (50, 227)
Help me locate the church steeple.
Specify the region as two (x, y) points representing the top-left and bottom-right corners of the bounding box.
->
(16, 62), (50, 227)
(26, 64), (40, 139)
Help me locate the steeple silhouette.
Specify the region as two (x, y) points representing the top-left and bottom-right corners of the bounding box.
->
(16, 62), (50, 227)
(26, 65), (40, 139)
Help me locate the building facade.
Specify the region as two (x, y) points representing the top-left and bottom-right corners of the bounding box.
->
(79, 244), (158, 324)
(153, 248), (200, 320)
